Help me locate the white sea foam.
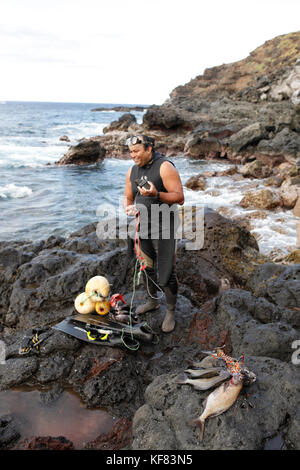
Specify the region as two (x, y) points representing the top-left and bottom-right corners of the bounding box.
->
(183, 173), (299, 256)
(0, 102), (297, 253)
(0, 121), (108, 169)
(51, 122), (106, 139)
(0, 141), (66, 168)
(0, 183), (33, 200)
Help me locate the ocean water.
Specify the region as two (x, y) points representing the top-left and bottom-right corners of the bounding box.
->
(0, 101), (145, 240)
(0, 100), (298, 256)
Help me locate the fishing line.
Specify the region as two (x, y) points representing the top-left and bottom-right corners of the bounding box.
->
(120, 327), (140, 351)
(134, 210), (164, 300)
(79, 291), (96, 305)
(122, 211), (160, 349)
(144, 270), (164, 300)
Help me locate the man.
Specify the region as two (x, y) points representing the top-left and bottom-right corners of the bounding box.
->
(123, 135), (184, 333)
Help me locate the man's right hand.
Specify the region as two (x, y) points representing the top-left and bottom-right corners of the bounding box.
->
(125, 205), (138, 216)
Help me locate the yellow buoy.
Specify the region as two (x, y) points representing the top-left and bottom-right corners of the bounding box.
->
(85, 276), (110, 302)
(95, 299), (111, 315)
(74, 292), (95, 314)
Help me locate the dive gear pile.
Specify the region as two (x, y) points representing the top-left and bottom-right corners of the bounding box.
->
(53, 313), (154, 349)
(74, 275), (111, 314)
(52, 274), (158, 350)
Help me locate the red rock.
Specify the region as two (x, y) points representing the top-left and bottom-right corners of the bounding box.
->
(84, 418), (132, 450)
(17, 435), (74, 450)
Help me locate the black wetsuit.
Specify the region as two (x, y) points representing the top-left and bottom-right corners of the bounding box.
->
(130, 151), (179, 294)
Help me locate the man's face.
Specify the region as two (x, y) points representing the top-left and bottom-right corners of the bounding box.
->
(129, 144), (152, 167)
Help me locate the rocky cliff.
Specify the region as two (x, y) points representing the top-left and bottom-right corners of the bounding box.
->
(140, 31), (300, 164)
(57, 32), (300, 167)
(170, 31), (300, 104)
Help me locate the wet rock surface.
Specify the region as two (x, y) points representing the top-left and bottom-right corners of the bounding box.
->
(0, 414), (21, 449)
(56, 139), (106, 166)
(132, 356), (299, 450)
(17, 435), (74, 450)
(103, 113), (137, 133)
(0, 208), (299, 450)
(83, 417), (132, 450)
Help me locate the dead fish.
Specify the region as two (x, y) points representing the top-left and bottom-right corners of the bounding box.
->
(114, 314), (132, 324)
(174, 369), (231, 391)
(187, 356), (219, 369)
(199, 345), (226, 357)
(239, 367), (256, 386)
(191, 373), (243, 441)
(184, 367), (223, 378)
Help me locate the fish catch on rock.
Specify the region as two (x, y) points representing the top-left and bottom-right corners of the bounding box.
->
(178, 348), (257, 443)
(191, 367), (256, 441)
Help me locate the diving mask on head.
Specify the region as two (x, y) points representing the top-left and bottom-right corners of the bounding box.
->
(126, 135), (154, 147)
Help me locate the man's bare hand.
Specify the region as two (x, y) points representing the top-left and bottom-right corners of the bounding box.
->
(125, 204), (138, 216)
(138, 181), (158, 198)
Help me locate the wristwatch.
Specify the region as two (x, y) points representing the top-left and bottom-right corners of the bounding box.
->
(157, 191), (160, 201)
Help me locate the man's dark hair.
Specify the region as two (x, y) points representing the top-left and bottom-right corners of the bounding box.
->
(141, 135), (155, 151)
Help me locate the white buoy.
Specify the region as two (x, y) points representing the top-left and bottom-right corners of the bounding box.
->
(85, 276), (110, 302)
(74, 292), (95, 314)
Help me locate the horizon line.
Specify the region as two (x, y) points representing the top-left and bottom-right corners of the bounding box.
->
(0, 99), (154, 106)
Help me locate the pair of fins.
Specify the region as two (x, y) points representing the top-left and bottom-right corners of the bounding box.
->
(52, 312), (154, 349)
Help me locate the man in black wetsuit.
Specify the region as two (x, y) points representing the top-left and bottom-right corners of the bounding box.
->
(123, 135), (184, 333)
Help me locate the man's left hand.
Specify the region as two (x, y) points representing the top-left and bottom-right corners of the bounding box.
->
(138, 181), (158, 198)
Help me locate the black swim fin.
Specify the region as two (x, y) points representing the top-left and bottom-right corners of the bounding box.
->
(52, 312), (154, 348)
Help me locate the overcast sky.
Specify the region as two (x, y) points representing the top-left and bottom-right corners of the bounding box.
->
(1, 0), (300, 105)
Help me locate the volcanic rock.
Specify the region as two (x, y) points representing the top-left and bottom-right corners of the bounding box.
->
(270, 58), (300, 104)
(0, 210), (299, 450)
(132, 356), (300, 450)
(53, 32), (300, 168)
(239, 188), (282, 210)
(293, 196), (300, 217)
(239, 160), (272, 179)
(17, 435), (74, 450)
(59, 135), (70, 142)
(228, 123), (269, 154)
(103, 113), (136, 133)
(56, 139), (106, 165)
(278, 179), (300, 208)
(184, 175), (206, 190)
(84, 417), (132, 450)
(257, 127), (300, 163)
(0, 414), (21, 449)
(139, 32), (300, 165)
(143, 104), (188, 130)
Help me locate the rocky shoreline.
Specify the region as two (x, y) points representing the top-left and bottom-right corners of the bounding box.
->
(1, 31), (300, 450)
(56, 33), (300, 166)
(53, 33), (300, 253)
